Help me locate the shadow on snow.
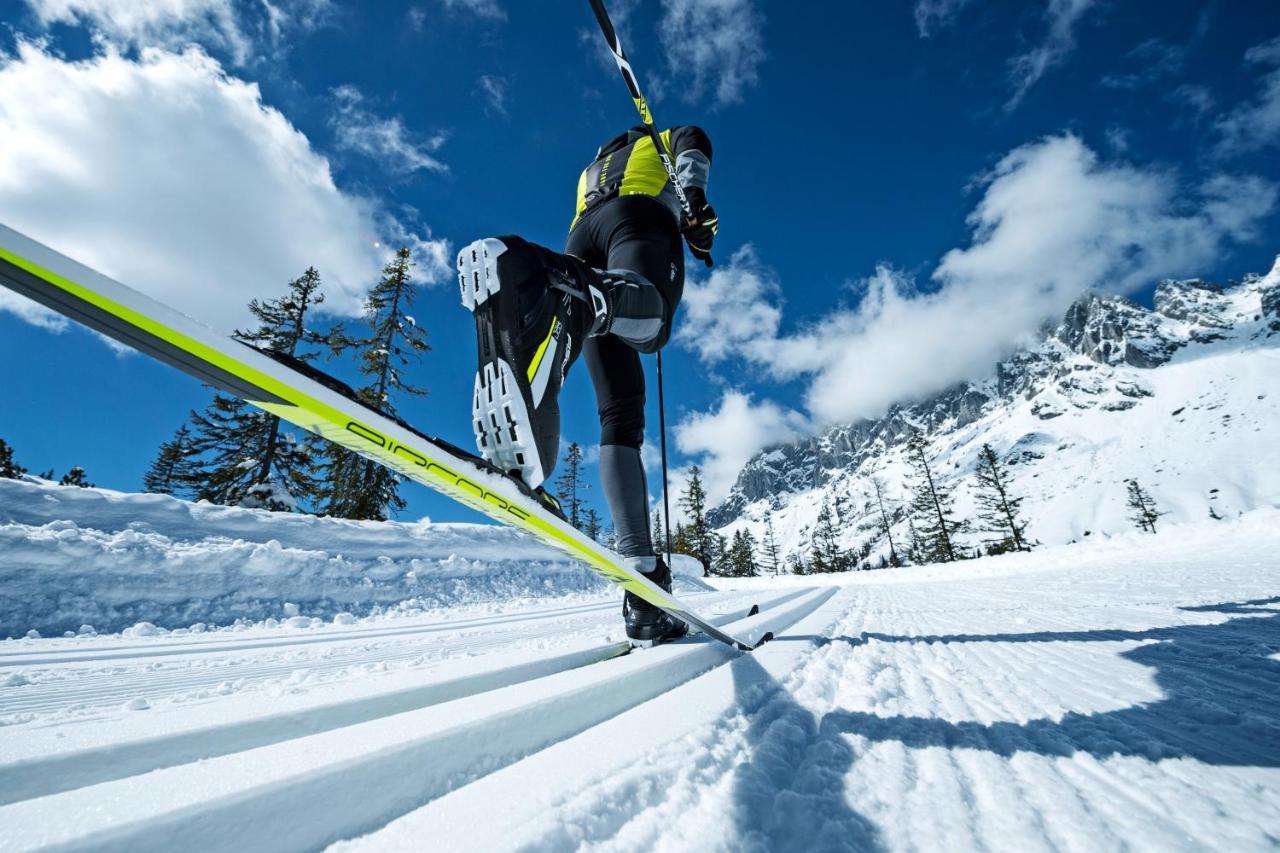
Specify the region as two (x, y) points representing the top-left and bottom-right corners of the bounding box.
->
(722, 598), (1280, 851)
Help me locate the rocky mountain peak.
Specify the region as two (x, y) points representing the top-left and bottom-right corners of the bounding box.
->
(708, 265), (1277, 534)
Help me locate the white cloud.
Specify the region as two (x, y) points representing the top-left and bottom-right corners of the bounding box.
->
(1006, 0), (1097, 110)
(1216, 36), (1280, 155)
(673, 391), (808, 506)
(1168, 83), (1215, 121)
(331, 84), (448, 176)
(0, 43), (449, 337)
(674, 134), (1277, 470)
(439, 0), (504, 21)
(913, 0), (975, 37)
(676, 244), (781, 363)
(657, 0), (764, 107)
(477, 74), (508, 117)
(24, 0), (332, 65)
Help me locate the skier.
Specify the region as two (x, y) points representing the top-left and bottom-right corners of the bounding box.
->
(458, 123), (717, 645)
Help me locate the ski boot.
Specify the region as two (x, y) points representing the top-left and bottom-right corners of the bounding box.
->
(457, 235), (615, 488)
(623, 557), (689, 648)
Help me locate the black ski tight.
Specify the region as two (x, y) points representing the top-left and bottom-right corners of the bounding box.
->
(565, 195), (684, 559)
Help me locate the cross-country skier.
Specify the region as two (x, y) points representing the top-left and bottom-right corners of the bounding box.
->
(457, 123), (717, 646)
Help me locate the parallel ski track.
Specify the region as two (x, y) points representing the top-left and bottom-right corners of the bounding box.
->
(0, 596), (646, 667)
(0, 590), (809, 805)
(387, 569), (1280, 853)
(0, 588), (832, 852)
(0, 590), (796, 720)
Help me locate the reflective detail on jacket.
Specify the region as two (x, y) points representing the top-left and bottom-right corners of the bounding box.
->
(570, 125), (712, 232)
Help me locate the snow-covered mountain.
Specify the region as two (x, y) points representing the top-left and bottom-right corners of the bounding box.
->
(709, 257), (1280, 564)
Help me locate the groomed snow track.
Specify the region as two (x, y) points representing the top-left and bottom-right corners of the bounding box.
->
(0, 587), (835, 851)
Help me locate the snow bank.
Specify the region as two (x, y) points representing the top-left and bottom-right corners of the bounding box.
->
(0, 478), (609, 637)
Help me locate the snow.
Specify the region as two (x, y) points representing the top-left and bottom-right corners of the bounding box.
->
(2, 505), (1278, 850)
(0, 477), (616, 637)
(719, 273), (1280, 565)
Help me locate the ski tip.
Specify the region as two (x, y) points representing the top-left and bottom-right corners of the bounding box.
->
(748, 604), (760, 617)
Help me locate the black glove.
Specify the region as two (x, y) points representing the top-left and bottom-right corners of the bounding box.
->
(681, 187), (717, 268)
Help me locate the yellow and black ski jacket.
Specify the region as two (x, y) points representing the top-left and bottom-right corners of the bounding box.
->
(570, 125), (712, 232)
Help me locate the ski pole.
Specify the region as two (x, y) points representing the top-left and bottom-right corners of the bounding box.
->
(585, 0), (710, 266)
(587, 0), (702, 566)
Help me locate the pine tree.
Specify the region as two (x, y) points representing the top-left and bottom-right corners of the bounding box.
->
(237, 267), (330, 357)
(727, 528), (760, 577)
(905, 429), (964, 563)
(320, 248), (430, 520)
(789, 552), (807, 576)
(678, 466), (712, 572)
(809, 499), (853, 573)
(670, 521), (691, 558)
(1126, 479), (1164, 533)
(973, 443), (1032, 554)
(185, 396), (319, 510)
(583, 507), (602, 541)
(184, 269), (331, 511)
(761, 516), (782, 576)
(869, 476), (900, 567)
(555, 442), (587, 529)
(651, 508), (667, 557)
(707, 531), (730, 577)
(143, 425), (198, 496)
(59, 466), (93, 488)
(0, 439), (26, 479)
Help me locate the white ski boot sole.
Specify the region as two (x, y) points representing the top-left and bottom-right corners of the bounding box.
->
(458, 237), (506, 311)
(458, 238), (546, 489)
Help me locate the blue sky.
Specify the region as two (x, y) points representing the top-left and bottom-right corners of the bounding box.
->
(1, 0), (1278, 524)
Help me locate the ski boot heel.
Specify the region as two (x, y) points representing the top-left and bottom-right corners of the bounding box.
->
(457, 237), (506, 311)
(457, 236), (592, 490)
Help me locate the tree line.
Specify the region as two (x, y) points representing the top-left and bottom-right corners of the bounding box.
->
(656, 429), (1174, 577)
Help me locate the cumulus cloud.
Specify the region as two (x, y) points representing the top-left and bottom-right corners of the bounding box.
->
(0, 43), (449, 336)
(673, 391), (808, 506)
(675, 244), (781, 363)
(331, 85), (448, 176)
(674, 134), (1276, 492)
(1216, 36), (1280, 155)
(24, 0), (332, 65)
(913, 0), (976, 37)
(1006, 0), (1097, 110)
(657, 0), (765, 107)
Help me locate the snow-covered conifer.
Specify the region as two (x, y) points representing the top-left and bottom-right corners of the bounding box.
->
(973, 443), (1032, 553)
(906, 429), (965, 562)
(870, 476), (900, 567)
(143, 425), (198, 496)
(554, 442), (586, 529)
(185, 269), (330, 512)
(761, 516), (782, 575)
(678, 466), (713, 572)
(1126, 479), (1165, 533)
(320, 248), (430, 520)
(809, 498), (854, 572)
(58, 466), (93, 488)
(0, 439), (26, 479)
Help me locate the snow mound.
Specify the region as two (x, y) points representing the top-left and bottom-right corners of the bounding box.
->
(0, 478), (609, 637)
